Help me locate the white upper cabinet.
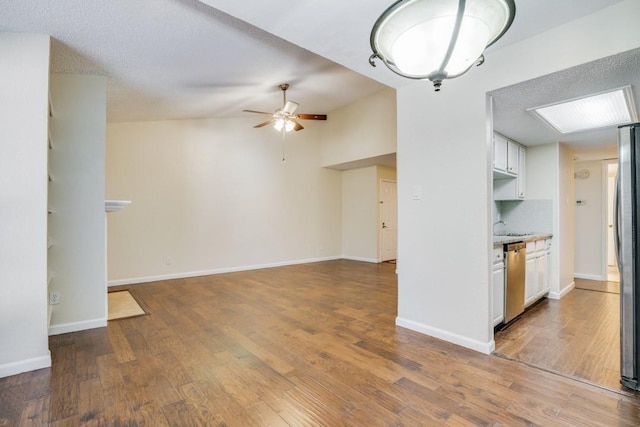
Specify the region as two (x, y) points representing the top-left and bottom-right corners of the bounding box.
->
(493, 133), (509, 173)
(507, 140), (519, 175)
(493, 132), (526, 201)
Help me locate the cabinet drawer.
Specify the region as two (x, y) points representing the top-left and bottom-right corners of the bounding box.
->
(493, 248), (504, 263)
(525, 241), (536, 258)
(535, 240), (545, 253)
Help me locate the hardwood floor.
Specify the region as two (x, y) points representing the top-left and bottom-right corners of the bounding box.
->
(574, 278), (620, 294)
(2, 260), (640, 426)
(495, 285), (623, 392)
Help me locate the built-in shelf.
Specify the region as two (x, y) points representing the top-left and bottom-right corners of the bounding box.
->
(48, 91), (54, 118)
(105, 200), (132, 212)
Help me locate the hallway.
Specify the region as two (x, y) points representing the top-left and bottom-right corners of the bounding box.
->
(494, 279), (625, 392)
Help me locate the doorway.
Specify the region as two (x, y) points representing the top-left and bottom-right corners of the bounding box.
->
(606, 161), (619, 282)
(379, 180), (397, 262)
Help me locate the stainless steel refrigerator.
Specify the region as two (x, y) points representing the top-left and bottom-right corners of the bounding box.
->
(617, 122), (640, 390)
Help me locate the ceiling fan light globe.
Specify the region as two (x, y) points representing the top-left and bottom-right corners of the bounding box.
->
(284, 120), (295, 132)
(274, 118), (295, 132)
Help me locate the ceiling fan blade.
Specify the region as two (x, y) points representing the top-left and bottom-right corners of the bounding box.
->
(283, 101), (299, 114)
(297, 114), (327, 120)
(254, 118), (276, 128)
(292, 120), (304, 132)
(243, 109), (273, 115)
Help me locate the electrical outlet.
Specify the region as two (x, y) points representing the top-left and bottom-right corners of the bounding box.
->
(165, 256), (172, 265)
(49, 291), (60, 305)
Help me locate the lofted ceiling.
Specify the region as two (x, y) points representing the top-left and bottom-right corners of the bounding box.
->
(0, 0), (628, 156)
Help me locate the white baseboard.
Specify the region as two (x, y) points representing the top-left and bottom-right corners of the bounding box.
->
(396, 317), (495, 355)
(341, 255), (379, 263)
(48, 317), (107, 336)
(574, 273), (606, 281)
(108, 256), (342, 287)
(0, 353), (51, 378)
(548, 281), (575, 300)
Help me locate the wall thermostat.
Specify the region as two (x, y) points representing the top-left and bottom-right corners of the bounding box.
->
(575, 169), (590, 179)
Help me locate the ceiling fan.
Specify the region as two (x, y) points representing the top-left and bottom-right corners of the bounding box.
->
(243, 84), (327, 132)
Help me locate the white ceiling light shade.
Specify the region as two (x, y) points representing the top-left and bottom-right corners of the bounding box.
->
(528, 86), (638, 134)
(369, 0), (516, 91)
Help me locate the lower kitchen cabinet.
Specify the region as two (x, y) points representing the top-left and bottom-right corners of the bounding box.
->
(524, 238), (551, 307)
(492, 248), (505, 326)
(525, 256), (536, 306)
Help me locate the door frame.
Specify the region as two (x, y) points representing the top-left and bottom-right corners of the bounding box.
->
(378, 179), (397, 263)
(602, 159), (618, 278)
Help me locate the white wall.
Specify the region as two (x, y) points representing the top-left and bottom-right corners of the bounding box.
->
(574, 160), (605, 280)
(321, 88), (396, 167)
(106, 119), (342, 284)
(342, 166), (378, 262)
(526, 144), (560, 294)
(48, 74), (107, 334)
(558, 144), (576, 295)
(0, 34), (51, 377)
(396, 1), (640, 353)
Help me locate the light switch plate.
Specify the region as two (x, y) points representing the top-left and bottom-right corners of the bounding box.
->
(412, 185), (422, 200)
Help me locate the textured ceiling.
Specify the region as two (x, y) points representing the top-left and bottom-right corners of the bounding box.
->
(0, 0), (386, 122)
(0, 0), (626, 136)
(491, 47), (640, 159)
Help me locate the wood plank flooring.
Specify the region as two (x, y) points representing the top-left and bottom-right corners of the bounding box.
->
(2, 260), (640, 426)
(495, 285), (623, 392)
(574, 277), (620, 294)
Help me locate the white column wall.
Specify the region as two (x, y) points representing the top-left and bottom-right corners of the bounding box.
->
(525, 144), (561, 296)
(557, 144), (576, 296)
(0, 33), (51, 377)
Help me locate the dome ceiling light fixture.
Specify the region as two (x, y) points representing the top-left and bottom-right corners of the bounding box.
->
(369, 0), (516, 91)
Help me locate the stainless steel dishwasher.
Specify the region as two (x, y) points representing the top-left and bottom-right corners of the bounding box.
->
(504, 242), (526, 324)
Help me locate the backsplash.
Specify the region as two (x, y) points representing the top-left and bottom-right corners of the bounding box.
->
(497, 199), (553, 234)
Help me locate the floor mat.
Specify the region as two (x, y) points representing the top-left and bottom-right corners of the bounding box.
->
(108, 290), (147, 320)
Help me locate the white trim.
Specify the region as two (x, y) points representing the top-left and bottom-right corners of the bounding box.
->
(396, 317), (495, 355)
(0, 353), (51, 378)
(341, 255), (379, 263)
(108, 256), (342, 287)
(48, 318), (107, 336)
(547, 281), (575, 300)
(573, 273), (607, 281)
(602, 160), (609, 280)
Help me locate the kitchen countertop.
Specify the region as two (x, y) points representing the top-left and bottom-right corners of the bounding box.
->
(493, 233), (553, 247)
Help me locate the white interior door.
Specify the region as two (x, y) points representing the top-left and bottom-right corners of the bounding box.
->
(380, 180), (397, 261)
